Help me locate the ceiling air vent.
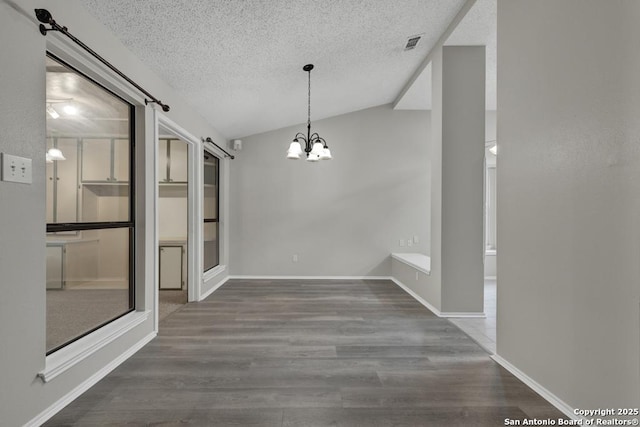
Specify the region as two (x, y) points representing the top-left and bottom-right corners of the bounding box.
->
(404, 34), (423, 51)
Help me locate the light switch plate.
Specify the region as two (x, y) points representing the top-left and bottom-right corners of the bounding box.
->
(1, 153), (32, 184)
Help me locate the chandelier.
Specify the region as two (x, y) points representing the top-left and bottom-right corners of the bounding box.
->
(286, 64), (332, 161)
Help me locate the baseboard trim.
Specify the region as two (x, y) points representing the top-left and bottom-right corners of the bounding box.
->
(203, 264), (227, 283)
(390, 277), (443, 317)
(27, 332), (156, 427)
(441, 312), (486, 318)
(199, 275), (230, 301)
(39, 310), (151, 383)
(228, 275), (392, 280)
(389, 278), (485, 318)
(491, 354), (579, 420)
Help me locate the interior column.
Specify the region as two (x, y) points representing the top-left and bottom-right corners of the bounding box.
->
(431, 45), (485, 314)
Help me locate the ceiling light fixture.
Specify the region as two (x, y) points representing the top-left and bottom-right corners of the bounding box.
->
(47, 147), (66, 161)
(287, 64), (332, 162)
(63, 105), (78, 115)
(46, 104), (60, 119)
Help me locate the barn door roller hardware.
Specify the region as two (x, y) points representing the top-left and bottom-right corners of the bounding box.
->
(203, 137), (235, 159)
(34, 8), (170, 112)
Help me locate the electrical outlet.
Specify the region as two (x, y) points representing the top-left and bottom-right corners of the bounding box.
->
(1, 153), (32, 184)
(292, 254), (298, 262)
(407, 239), (413, 247)
(399, 239), (405, 247)
(413, 235), (419, 244)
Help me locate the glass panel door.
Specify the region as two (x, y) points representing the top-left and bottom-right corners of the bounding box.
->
(203, 151), (219, 271)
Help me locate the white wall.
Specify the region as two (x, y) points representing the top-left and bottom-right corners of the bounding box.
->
(497, 0), (640, 410)
(0, 3), (49, 424)
(0, 1), (228, 424)
(230, 105), (430, 277)
(435, 45), (485, 314)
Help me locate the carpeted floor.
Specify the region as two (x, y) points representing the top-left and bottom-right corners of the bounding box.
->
(46, 288), (188, 352)
(46, 289), (130, 352)
(159, 289), (188, 321)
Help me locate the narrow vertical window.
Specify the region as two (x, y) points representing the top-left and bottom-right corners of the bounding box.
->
(45, 54), (135, 354)
(203, 151), (219, 271)
(486, 166), (497, 250)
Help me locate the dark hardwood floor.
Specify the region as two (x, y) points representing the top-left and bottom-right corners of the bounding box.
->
(45, 279), (564, 426)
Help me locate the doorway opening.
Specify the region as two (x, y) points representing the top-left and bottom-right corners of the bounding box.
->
(448, 113), (497, 354)
(157, 127), (189, 322)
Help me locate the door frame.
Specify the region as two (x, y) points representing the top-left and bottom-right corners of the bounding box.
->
(153, 112), (204, 330)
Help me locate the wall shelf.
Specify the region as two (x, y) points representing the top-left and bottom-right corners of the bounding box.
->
(82, 183), (129, 197)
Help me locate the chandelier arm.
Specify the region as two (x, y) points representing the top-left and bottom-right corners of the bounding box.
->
(310, 135), (328, 148)
(295, 132), (312, 155)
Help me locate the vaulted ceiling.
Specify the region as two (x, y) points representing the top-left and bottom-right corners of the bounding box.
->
(395, 0), (496, 111)
(80, 0), (493, 139)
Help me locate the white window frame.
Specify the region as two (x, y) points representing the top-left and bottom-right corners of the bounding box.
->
(153, 114), (228, 330)
(485, 165), (497, 252)
(40, 35), (153, 382)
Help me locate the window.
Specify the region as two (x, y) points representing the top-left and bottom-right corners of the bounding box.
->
(485, 166), (497, 251)
(45, 54), (135, 354)
(203, 151), (219, 271)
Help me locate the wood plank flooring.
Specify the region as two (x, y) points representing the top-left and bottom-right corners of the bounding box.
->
(45, 279), (564, 426)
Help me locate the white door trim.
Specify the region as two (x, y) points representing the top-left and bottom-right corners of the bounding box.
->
(154, 113), (204, 330)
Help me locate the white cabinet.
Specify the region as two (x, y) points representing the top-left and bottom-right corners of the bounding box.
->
(158, 139), (169, 182)
(159, 245), (184, 289)
(81, 138), (111, 182)
(46, 243), (64, 289)
(46, 138), (79, 223)
(159, 138), (188, 183)
(82, 138), (129, 182)
(114, 138), (130, 182)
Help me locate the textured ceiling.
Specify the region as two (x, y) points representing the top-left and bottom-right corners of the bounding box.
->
(395, 0), (496, 110)
(80, 0), (467, 138)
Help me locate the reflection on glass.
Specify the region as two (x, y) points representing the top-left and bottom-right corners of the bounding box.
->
(203, 152), (219, 271)
(81, 182), (130, 223)
(46, 138), (78, 223)
(46, 56), (131, 225)
(46, 54), (134, 354)
(46, 228), (131, 353)
(204, 222), (219, 272)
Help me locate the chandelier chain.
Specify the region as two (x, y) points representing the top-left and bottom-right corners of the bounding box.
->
(307, 69), (311, 127)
